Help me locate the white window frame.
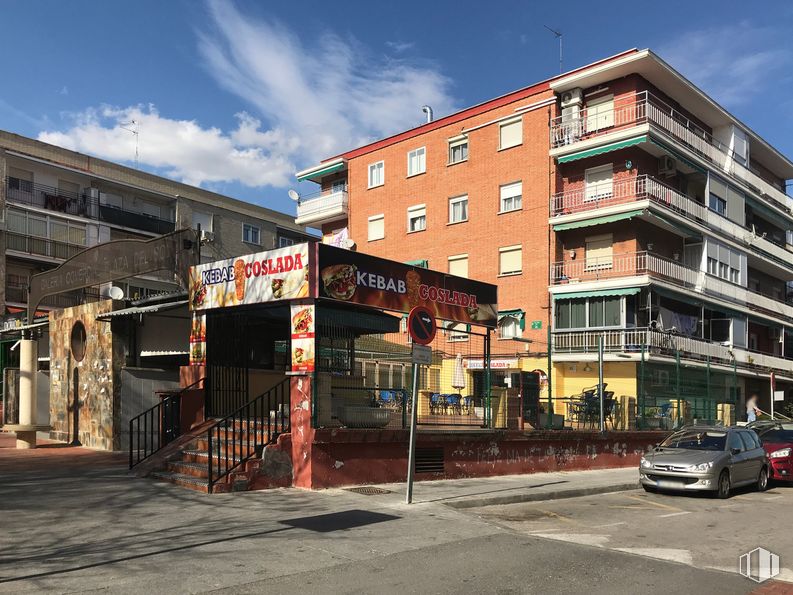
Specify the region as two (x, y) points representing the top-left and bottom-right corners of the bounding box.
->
(278, 236), (296, 248)
(242, 223), (261, 245)
(499, 244), (522, 276)
(192, 211), (213, 232)
(499, 181), (522, 213)
(448, 136), (469, 164)
(368, 214), (385, 241)
(498, 117), (523, 150)
(448, 254), (469, 278)
(444, 321), (469, 342)
(407, 147), (426, 177)
(448, 195), (468, 224)
(498, 315), (522, 340)
(584, 164), (613, 202)
(368, 161), (385, 188)
(584, 234), (613, 271)
(407, 204), (426, 233)
(585, 95), (614, 132)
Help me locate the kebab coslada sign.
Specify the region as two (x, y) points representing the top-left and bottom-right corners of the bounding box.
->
(317, 244), (498, 326)
(189, 244), (309, 310)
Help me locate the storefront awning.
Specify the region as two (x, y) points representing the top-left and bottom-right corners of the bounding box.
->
(556, 135), (648, 163)
(553, 209), (645, 231)
(95, 300), (188, 320)
(553, 287), (641, 300)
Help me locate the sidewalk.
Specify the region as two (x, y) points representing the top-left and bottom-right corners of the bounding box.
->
(330, 467), (639, 509)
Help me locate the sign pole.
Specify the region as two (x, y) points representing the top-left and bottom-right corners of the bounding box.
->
(406, 362), (420, 504)
(770, 372), (775, 420)
(598, 334), (605, 433)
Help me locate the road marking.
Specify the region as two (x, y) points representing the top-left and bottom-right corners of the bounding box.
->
(657, 511), (691, 518)
(593, 522), (628, 528)
(533, 533), (610, 547)
(614, 547), (693, 565)
(608, 505), (646, 509)
(626, 495), (681, 511)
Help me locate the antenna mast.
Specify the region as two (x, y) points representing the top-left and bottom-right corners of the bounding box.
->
(544, 25), (563, 73)
(120, 120), (139, 169)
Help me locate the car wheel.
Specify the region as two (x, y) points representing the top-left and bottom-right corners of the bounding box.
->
(756, 467), (769, 492)
(716, 470), (731, 499)
(642, 484), (656, 493)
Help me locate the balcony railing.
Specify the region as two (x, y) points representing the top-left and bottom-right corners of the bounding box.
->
(552, 328), (793, 373)
(295, 187), (348, 226)
(550, 91), (791, 213)
(6, 283), (100, 309)
(5, 231), (85, 260)
(5, 177), (175, 235)
(551, 251), (793, 323)
(551, 175), (793, 267)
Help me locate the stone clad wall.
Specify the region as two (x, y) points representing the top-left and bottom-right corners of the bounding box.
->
(49, 300), (120, 450)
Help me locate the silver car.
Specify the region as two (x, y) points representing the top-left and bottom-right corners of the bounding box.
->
(639, 425), (769, 498)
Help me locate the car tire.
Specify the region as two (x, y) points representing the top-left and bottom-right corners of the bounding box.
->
(756, 467), (769, 492)
(716, 470), (731, 499)
(642, 484), (656, 493)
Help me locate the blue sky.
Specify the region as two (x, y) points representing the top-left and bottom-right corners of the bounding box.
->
(2, 0), (792, 216)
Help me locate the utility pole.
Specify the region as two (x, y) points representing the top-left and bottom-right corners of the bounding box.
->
(544, 25), (563, 73)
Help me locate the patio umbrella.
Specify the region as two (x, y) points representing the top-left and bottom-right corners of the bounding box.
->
(451, 353), (466, 391)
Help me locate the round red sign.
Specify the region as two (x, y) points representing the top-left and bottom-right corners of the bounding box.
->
(407, 306), (436, 346)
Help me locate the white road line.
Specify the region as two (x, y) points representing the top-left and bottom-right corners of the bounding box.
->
(594, 522), (628, 528)
(657, 511), (691, 518)
(614, 548), (693, 565)
(764, 495), (783, 501)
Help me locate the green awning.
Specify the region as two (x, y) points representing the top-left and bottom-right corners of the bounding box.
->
(553, 287), (641, 300)
(645, 212), (697, 236)
(296, 161), (346, 182)
(498, 309), (525, 330)
(745, 194), (783, 224)
(557, 135), (648, 163)
(553, 209), (645, 231)
(649, 138), (706, 174)
(405, 259), (429, 268)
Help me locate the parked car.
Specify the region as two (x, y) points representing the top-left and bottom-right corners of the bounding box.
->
(749, 421), (793, 483)
(639, 425), (769, 498)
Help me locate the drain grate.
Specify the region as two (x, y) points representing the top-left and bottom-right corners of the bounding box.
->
(345, 486), (392, 495)
(415, 447), (445, 474)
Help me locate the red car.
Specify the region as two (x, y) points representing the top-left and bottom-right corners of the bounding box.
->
(752, 422), (793, 482)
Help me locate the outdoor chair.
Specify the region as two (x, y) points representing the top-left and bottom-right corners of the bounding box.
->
(445, 394), (462, 415)
(429, 393), (444, 415)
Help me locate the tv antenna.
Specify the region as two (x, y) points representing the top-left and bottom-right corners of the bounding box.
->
(120, 120), (139, 169)
(544, 25), (563, 73)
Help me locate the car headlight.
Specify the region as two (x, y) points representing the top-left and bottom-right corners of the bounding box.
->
(769, 448), (791, 459)
(687, 462), (714, 472)
(640, 457), (652, 468)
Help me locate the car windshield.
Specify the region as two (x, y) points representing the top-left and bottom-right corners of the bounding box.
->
(761, 429), (793, 443)
(659, 430), (727, 451)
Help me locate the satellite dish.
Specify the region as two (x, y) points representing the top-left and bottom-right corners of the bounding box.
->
(342, 238), (356, 250)
(107, 286), (124, 300)
(287, 189), (300, 202)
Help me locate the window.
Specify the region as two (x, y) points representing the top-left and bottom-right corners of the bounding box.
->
(242, 223), (261, 245)
(706, 240), (745, 285)
(555, 297), (621, 329)
(448, 254), (468, 278)
(588, 297), (621, 327)
(368, 161), (384, 188)
(449, 137), (468, 164)
(278, 236), (296, 248)
(331, 179), (347, 193)
(407, 147), (426, 176)
(709, 194), (727, 215)
(498, 315), (521, 339)
(499, 117), (522, 150)
(584, 164), (613, 201)
(407, 204), (426, 233)
(584, 234), (613, 270)
(500, 182), (522, 213)
(448, 195), (468, 223)
(585, 95), (614, 132)
(368, 214), (385, 241)
(444, 321), (469, 342)
(192, 211), (213, 232)
(499, 245), (522, 275)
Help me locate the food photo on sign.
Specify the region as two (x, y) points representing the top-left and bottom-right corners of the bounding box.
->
(317, 244), (497, 326)
(290, 303), (315, 372)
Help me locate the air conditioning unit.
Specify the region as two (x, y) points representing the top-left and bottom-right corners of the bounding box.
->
(658, 156), (676, 177)
(560, 88), (583, 108)
(200, 230), (215, 243)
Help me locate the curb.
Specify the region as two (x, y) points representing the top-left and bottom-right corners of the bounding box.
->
(443, 482), (639, 509)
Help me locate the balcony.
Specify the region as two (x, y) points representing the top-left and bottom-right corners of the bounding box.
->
(551, 251), (793, 324)
(549, 91), (791, 213)
(552, 327), (793, 375)
(295, 187), (348, 227)
(98, 205), (175, 235)
(6, 283), (101, 309)
(5, 232), (85, 261)
(550, 175), (793, 269)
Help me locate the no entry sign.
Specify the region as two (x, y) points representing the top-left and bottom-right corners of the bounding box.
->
(407, 306), (436, 346)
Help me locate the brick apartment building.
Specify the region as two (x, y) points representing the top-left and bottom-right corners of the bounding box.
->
(293, 48), (793, 426)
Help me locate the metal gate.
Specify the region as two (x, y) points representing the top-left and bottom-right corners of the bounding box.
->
(205, 310), (249, 418)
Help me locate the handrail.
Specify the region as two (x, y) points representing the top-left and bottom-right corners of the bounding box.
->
(207, 378), (290, 493)
(128, 377), (205, 469)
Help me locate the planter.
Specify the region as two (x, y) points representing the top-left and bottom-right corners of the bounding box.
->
(339, 406), (391, 429)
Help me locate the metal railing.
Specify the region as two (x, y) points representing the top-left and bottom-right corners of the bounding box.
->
(207, 378), (290, 493)
(551, 251), (793, 322)
(5, 231), (85, 260)
(129, 378), (205, 468)
(98, 204), (175, 235)
(295, 187), (349, 223)
(550, 92), (791, 212)
(5, 283), (100, 309)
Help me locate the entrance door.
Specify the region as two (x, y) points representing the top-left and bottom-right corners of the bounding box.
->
(206, 311), (250, 418)
(517, 372), (541, 426)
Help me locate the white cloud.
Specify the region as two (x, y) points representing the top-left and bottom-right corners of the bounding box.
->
(385, 40), (415, 53)
(658, 22), (793, 107)
(36, 1), (456, 192)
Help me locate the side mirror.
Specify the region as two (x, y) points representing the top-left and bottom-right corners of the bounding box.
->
(730, 448), (742, 456)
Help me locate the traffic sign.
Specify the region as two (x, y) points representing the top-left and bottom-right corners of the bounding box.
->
(407, 306), (436, 345)
(412, 344), (432, 365)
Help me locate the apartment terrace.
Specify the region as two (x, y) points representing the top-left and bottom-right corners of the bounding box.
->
(550, 250), (793, 324)
(549, 91), (790, 213)
(294, 185), (349, 227)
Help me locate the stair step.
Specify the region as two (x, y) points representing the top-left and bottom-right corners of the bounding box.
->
(180, 449), (260, 464)
(150, 471), (209, 493)
(167, 460), (210, 479)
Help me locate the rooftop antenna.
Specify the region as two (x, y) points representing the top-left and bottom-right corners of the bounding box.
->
(119, 120), (139, 169)
(544, 25), (563, 74)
